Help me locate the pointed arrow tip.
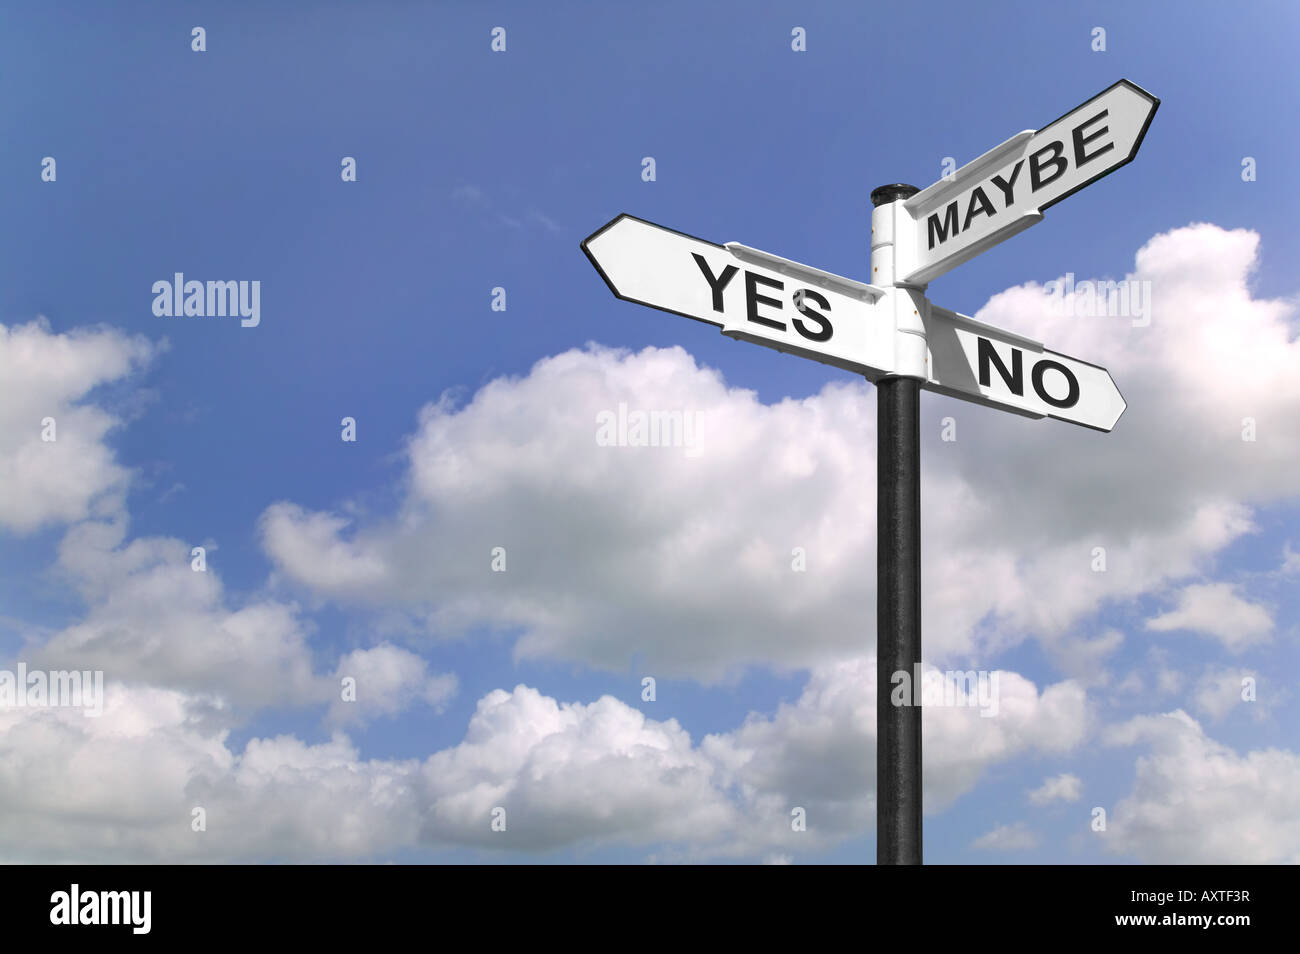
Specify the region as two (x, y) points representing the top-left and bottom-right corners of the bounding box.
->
(580, 213), (631, 253)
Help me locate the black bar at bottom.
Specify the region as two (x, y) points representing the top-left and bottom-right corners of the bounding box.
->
(2, 863), (1280, 938)
(876, 375), (922, 865)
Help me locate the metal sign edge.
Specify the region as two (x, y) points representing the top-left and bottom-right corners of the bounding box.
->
(579, 213), (727, 331)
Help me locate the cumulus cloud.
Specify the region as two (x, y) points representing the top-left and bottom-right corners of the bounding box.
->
(33, 519), (326, 709)
(263, 346), (880, 679)
(24, 519), (456, 721)
(0, 685), (421, 862)
(419, 685), (737, 852)
(1045, 629), (1124, 687)
(329, 644), (457, 725)
(1028, 772), (1082, 805)
(1192, 667), (1257, 720)
(1104, 711), (1300, 863)
(260, 505), (390, 592)
(0, 661), (1087, 862)
(971, 821), (1038, 852)
(0, 681), (736, 861)
(0, 322), (451, 726)
(0, 319), (156, 533)
(1146, 582), (1272, 651)
(923, 222), (1297, 653)
(702, 657), (1087, 848)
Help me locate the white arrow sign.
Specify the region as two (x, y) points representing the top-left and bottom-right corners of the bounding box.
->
(921, 305), (1126, 431)
(582, 215), (1127, 431)
(582, 214), (899, 379)
(902, 79), (1159, 285)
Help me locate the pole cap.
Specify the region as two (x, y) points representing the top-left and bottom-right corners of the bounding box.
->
(870, 183), (920, 207)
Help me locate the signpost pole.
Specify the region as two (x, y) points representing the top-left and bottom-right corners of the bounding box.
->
(871, 183), (923, 865)
(581, 80), (1156, 865)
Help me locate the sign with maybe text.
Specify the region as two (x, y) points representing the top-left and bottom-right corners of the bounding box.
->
(902, 80), (1159, 284)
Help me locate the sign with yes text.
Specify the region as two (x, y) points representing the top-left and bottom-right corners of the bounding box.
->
(581, 214), (899, 379)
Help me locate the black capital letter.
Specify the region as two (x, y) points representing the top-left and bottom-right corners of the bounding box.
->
(1029, 140), (1068, 191)
(792, 288), (833, 341)
(963, 187), (996, 230)
(990, 160), (1024, 207)
(977, 337), (1023, 395)
(927, 201), (960, 249)
(692, 253), (739, 313)
(746, 271), (785, 330)
(1072, 109), (1115, 168)
(1032, 359), (1080, 408)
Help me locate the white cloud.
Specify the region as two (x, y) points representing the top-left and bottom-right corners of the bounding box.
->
(1111, 671), (1143, 696)
(0, 662), (1087, 861)
(329, 644), (457, 725)
(702, 657), (1088, 846)
(0, 319), (156, 533)
(263, 346), (883, 679)
(1192, 667), (1256, 720)
(260, 505), (389, 592)
(1104, 711), (1300, 863)
(971, 821), (1038, 852)
(1028, 772), (1082, 805)
(1146, 582), (1272, 651)
(34, 519), (325, 709)
(0, 321), (452, 724)
(0, 681), (730, 862)
(418, 685), (736, 852)
(1046, 629), (1124, 686)
(1, 681), (734, 861)
(0, 685), (420, 862)
(28, 519), (456, 722)
(1155, 667), (1184, 695)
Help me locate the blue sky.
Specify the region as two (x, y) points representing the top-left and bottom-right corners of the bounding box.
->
(0, 0), (1297, 863)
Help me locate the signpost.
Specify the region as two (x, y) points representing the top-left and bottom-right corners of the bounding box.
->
(580, 79), (1158, 864)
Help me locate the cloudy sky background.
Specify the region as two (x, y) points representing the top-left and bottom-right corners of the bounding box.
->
(0, 1), (1297, 862)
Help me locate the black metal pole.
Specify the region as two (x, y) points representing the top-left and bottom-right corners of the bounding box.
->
(871, 183), (922, 865)
(876, 376), (922, 864)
